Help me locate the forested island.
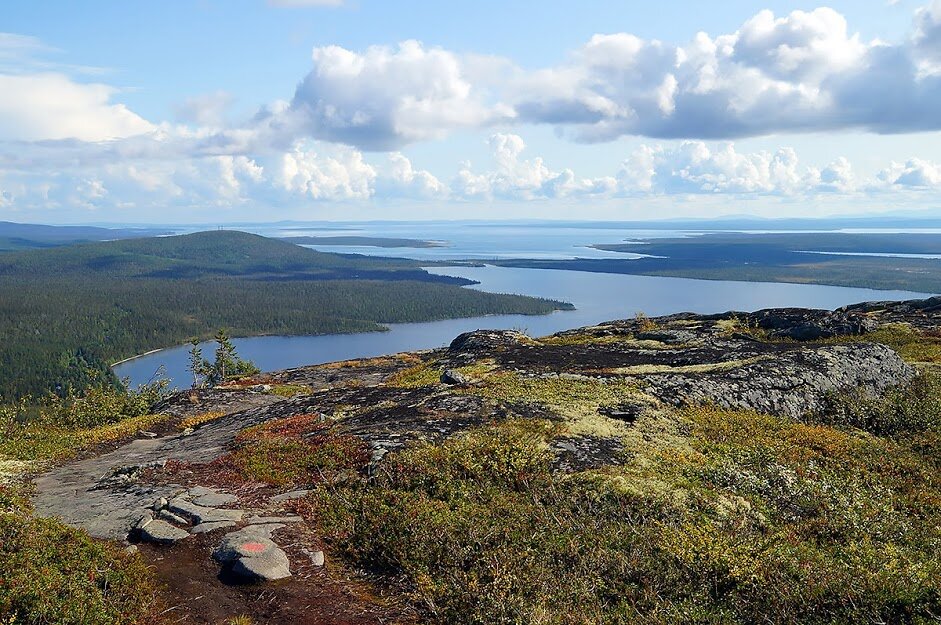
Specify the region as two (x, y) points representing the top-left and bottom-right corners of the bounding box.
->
(0, 230), (569, 399)
(496, 232), (941, 293)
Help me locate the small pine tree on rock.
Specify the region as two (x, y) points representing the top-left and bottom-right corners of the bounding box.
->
(187, 329), (259, 388)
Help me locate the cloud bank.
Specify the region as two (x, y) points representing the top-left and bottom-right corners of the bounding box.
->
(2, 5), (941, 218)
(275, 3), (941, 148)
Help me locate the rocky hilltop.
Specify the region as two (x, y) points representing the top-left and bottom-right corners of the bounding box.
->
(28, 296), (941, 625)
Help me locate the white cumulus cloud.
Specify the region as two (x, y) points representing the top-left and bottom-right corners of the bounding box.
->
(0, 73), (153, 142)
(289, 40), (514, 150)
(878, 157), (941, 186)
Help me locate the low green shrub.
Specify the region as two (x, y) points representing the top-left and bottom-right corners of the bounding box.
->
(224, 414), (369, 486)
(45, 377), (170, 429)
(0, 378), (171, 464)
(0, 513), (156, 625)
(818, 371), (941, 435)
(304, 407), (941, 625)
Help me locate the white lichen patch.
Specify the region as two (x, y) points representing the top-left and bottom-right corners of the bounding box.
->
(607, 355), (771, 376)
(0, 459), (31, 484)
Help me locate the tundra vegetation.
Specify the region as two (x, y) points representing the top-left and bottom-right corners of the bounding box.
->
(293, 378), (941, 625)
(194, 320), (941, 625)
(0, 381), (167, 625)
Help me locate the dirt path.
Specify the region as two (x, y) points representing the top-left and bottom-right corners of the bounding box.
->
(142, 533), (413, 625)
(32, 392), (283, 540)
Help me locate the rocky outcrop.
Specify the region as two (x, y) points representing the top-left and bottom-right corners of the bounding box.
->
(641, 342), (913, 418)
(842, 295), (941, 330)
(448, 329), (532, 362)
(736, 308), (879, 341)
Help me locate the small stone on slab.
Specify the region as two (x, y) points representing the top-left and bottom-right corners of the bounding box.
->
(138, 519), (190, 545)
(191, 520), (237, 534)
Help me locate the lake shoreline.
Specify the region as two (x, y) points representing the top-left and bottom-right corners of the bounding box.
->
(114, 265), (932, 390)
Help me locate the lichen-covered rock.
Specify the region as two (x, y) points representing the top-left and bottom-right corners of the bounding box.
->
(641, 342), (913, 418)
(448, 329), (531, 357)
(741, 308), (879, 341)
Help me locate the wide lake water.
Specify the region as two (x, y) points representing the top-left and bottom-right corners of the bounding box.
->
(114, 264), (930, 389)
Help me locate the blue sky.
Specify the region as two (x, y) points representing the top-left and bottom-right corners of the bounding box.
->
(1, 0), (941, 223)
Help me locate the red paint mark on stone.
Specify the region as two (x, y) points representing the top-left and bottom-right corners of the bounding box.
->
(241, 541), (267, 553)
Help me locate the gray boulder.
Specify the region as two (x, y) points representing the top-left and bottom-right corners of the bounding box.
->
(440, 369), (468, 386)
(214, 528), (291, 582)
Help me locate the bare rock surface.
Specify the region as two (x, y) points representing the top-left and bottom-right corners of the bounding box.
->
(32, 400), (287, 540)
(138, 518), (191, 545)
(191, 520), (237, 534)
(168, 496), (243, 525)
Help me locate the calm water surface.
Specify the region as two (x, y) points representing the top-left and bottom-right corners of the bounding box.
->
(114, 265), (930, 389)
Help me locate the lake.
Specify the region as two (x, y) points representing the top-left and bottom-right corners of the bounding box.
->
(114, 264), (930, 389)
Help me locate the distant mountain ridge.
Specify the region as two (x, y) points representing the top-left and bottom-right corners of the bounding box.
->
(0, 230), (462, 283)
(0, 220), (169, 252)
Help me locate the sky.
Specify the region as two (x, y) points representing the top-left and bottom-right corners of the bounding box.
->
(2, 0), (941, 224)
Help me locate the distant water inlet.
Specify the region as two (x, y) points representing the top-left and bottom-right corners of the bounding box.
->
(114, 265), (932, 389)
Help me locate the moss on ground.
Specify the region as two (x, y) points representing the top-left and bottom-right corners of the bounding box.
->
(385, 362), (443, 388)
(266, 384), (313, 398)
(467, 371), (654, 438)
(179, 410), (228, 430)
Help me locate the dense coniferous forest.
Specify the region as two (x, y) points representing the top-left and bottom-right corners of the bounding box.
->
(0, 231), (568, 400)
